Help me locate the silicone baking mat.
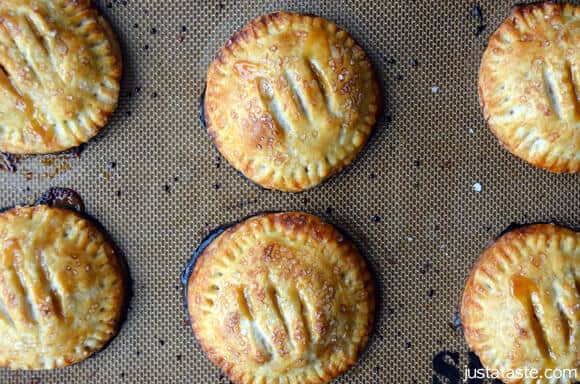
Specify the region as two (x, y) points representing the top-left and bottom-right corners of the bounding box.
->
(0, 0), (578, 383)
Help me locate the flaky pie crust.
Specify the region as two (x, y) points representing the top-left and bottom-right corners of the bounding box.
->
(0, 205), (125, 369)
(479, 2), (580, 173)
(0, 0), (122, 154)
(187, 212), (375, 384)
(204, 12), (379, 192)
(461, 224), (579, 384)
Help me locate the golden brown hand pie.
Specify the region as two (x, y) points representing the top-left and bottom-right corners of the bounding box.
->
(186, 212), (375, 384)
(478, 2), (580, 173)
(0, 205), (125, 369)
(204, 12), (379, 192)
(461, 224), (579, 384)
(0, 0), (122, 154)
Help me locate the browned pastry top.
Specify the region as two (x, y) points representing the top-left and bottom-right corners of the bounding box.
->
(205, 12), (379, 191)
(0, 0), (122, 154)
(479, 2), (579, 173)
(462, 224), (579, 384)
(0, 205), (125, 369)
(187, 212), (375, 384)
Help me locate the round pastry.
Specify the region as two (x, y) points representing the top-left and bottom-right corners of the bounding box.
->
(0, 0), (122, 154)
(461, 224), (579, 384)
(0, 205), (125, 369)
(185, 212), (375, 384)
(478, 2), (579, 173)
(204, 12), (379, 192)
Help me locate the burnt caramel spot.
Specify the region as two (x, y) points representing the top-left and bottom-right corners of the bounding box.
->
(0, 152), (17, 172)
(46, 144), (85, 158)
(35, 188), (85, 213)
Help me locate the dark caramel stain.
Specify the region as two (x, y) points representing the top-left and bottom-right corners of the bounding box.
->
(199, 87), (207, 129)
(472, 4), (487, 36)
(34, 188), (85, 213)
(0, 144), (84, 176)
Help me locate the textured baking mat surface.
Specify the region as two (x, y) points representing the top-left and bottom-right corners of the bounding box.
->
(0, 0), (579, 383)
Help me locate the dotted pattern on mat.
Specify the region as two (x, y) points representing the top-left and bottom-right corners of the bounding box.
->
(0, 1), (579, 383)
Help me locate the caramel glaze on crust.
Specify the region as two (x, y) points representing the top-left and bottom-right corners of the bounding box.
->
(0, 0), (122, 154)
(0, 205), (125, 369)
(205, 12), (379, 192)
(478, 2), (580, 173)
(461, 224), (579, 384)
(187, 213), (375, 384)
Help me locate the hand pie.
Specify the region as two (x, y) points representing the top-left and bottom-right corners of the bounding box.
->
(0, 0), (122, 154)
(0, 205), (126, 369)
(185, 212), (375, 384)
(204, 12), (379, 192)
(461, 224), (579, 383)
(478, 2), (579, 173)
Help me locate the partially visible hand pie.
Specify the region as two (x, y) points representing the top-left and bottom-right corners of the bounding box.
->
(478, 2), (579, 173)
(461, 224), (579, 383)
(0, 0), (122, 154)
(0, 205), (125, 369)
(204, 12), (379, 192)
(186, 212), (375, 384)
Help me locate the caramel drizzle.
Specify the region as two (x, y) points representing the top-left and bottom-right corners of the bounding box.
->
(3, 239), (39, 325)
(237, 286), (273, 361)
(0, 18), (55, 145)
(541, 60), (580, 121)
(23, 14), (64, 84)
(0, 236), (69, 329)
(295, 287), (312, 345)
(566, 61), (580, 118)
(543, 66), (562, 119)
(37, 250), (64, 319)
(0, 289), (14, 327)
(235, 282), (321, 360)
(247, 57), (339, 138)
(267, 285), (293, 349)
(257, 76), (292, 139)
(510, 275), (554, 360)
(307, 58), (335, 116)
(283, 70), (309, 120)
(557, 301), (571, 348)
